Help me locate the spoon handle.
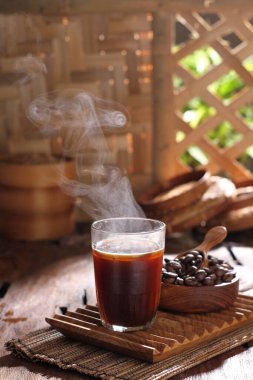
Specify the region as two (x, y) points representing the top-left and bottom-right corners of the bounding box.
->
(196, 226), (227, 253)
(175, 226), (227, 267)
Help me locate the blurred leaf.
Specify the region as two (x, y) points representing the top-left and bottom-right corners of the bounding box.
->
(209, 70), (244, 99)
(243, 56), (253, 72)
(176, 131), (185, 142)
(239, 106), (253, 129)
(246, 146), (253, 159)
(180, 46), (221, 77)
(182, 97), (216, 127)
(208, 121), (242, 148)
(173, 75), (184, 90)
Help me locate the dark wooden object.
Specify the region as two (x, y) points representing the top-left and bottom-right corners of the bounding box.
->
(1, 233), (253, 379)
(46, 296), (253, 363)
(160, 277), (239, 313)
(139, 170), (209, 212)
(160, 226), (239, 312)
(175, 226), (228, 266)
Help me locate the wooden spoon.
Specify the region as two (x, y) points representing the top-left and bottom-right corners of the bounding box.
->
(175, 225), (227, 267)
(159, 225), (239, 313)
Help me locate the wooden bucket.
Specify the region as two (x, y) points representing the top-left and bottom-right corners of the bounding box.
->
(0, 155), (76, 240)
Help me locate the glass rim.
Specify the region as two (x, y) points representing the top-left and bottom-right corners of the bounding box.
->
(91, 217), (166, 235)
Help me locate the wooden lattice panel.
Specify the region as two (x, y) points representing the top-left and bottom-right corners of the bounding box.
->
(2, 6), (253, 185)
(172, 10), (253, 181)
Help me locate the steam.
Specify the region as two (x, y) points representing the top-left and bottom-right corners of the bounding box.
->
(28, 89), (145, 220)
(14, 55), (47, 84)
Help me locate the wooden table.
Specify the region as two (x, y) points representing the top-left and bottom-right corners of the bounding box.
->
(1, 229), (253, 380)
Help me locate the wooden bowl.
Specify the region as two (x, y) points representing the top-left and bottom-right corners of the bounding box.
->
(159, 226), (239, 313)
(138, 170), (210, 214)
(166, 176), (235, 233)
(159, 277), (239, 313)
(206, 179), (253, 232)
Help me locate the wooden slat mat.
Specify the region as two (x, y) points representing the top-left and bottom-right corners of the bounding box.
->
(5, 295), (253, 380)
(45, 294), (253, 363)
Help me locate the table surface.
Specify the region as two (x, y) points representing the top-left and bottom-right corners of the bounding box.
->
(1, 229), (253, 380)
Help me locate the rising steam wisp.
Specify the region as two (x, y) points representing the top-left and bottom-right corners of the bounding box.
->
(28, 89), (145, 221)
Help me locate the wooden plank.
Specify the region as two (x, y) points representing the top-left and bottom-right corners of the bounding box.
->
(177, 117), (251, 180)
(0, 238), (94, 379)
(45, 297), (253, 363)
(0, 0), (158, 14)
(201, 91), (249, 135)
(2, 0), (253, 14)
(174, 21), (230, 62)
(226, 130), (253, 159)
(163, 0), (253, 11)
(211, 40), (253, 86)
(152, 11), (176, 181)
(177, 114), (221, 155)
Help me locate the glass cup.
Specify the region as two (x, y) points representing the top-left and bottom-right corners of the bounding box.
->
(91, 217), (166, 332)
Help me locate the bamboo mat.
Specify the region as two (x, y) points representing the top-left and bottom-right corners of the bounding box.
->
(5, 322), (253, 380)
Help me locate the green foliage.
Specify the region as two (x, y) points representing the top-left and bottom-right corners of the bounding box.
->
(239, 105), (253, 129)
(208, 121), (242, 148)
(208, 71), (244, 102)
(181, 147), (208, 168)
(178, 47), (253, 170)
(180, 46), (221, 77)
(182, 97), (216, 128)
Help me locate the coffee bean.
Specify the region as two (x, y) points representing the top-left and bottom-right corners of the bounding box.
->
(195, 258), (202, 268)
(170, 260), (182, 270)
(186, 265), (198, 276)
(196, 269), (206, 281)
(196, 254), (203, 261)
(165, 264), (177, 273)
(189, 250), (202, 257)
(163, 271), (177, 279)
(215, 266), (226, 277)
(203, 276), (214, 286)
(203, 267), (210, 275)
(163, 271), (178, 284)
(184, 276), (198, 286)
(208, 265), (216, 274)
(183, 253), (195, 263)
(162, 251), (236, 287)
(222, 271), (235, 282)
(176, 277), (184, 285)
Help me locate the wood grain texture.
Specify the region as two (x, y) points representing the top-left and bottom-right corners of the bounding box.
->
(1, 0), (253, 14)
(0, 157), (75, 188)
(160, 278), (239, 313)
(1, 234), (253, 378)
(138, 170), (210, 213)
(46, 294), (253, 363)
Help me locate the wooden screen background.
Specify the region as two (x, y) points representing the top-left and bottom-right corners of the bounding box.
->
(171, 10), (253, 182)
(1, 1), (253, 194)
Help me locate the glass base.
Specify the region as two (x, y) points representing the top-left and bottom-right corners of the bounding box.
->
(101, 314), (157, 332)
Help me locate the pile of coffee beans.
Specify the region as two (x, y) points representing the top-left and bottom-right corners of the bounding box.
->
(162, 250), (236, 286)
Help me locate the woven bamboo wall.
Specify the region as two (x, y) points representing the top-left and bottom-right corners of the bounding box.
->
(0, 0), (253, 194)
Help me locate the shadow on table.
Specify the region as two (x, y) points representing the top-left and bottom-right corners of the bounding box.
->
(0, 353), (94, 379)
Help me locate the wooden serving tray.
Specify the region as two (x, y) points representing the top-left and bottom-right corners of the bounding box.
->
(46, 294), (253, 363)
